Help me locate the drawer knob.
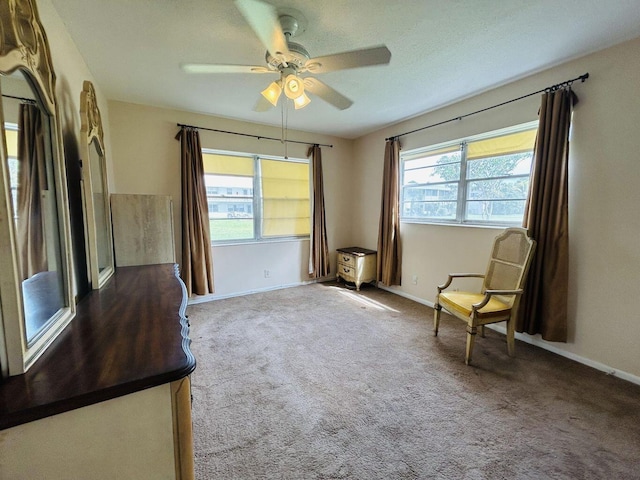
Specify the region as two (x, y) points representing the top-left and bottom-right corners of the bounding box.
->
(343, 256), (350, 262)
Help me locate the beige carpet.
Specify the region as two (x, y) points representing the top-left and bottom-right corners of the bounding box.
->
(187, 282), (640, 479)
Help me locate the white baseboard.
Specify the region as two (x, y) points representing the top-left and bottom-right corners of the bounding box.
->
(188, 277), (335, 304)
(377, 285), (640, 386)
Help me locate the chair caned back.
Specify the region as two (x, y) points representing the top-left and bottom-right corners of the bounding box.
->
(483, 228), (536, 307)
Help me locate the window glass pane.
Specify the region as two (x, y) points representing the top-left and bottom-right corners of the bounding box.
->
(467, 176), (530, 200)
(202, 153), (253, 175)
(404, 183), (458, 202)
(403, 150), (461, 185)
(402, 200), (457, 220)
(204, 154), (255, 242)
(402, 149), (461, 220)
(402, 183), (458, 218)
(467, 152), (533, 180)
(467, 129), (536, 160)
(6, 128), (19, 218)
(466, 200), (527, 223)
(404, 163), (461, 185)
(261, 159), (310, 237)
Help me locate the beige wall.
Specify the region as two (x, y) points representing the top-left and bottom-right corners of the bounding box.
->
(38, 0), (114, 298)
(352, 36), (640, 380)
(107, 101), (354, 298)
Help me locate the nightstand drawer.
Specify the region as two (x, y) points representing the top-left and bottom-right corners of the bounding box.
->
(338, 253), (356, 268)
(338, 263), (356, 282)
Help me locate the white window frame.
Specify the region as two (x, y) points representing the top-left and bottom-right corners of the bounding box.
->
(400, 121), (538, 227)
(203, 148), (310, 245)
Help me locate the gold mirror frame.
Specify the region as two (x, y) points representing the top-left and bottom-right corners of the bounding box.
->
(80, 80), (114, 289)
(0, 0), (75, 375)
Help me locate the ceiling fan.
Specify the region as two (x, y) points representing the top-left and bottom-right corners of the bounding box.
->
(181, 0), (391, 111)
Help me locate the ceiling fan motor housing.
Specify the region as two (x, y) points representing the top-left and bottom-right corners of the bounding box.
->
(265, 41), (310, 71)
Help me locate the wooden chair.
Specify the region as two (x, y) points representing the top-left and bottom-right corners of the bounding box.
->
(433, 227), (536, 365)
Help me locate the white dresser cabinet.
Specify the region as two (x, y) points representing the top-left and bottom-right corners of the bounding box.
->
(336, 247), (377, 291)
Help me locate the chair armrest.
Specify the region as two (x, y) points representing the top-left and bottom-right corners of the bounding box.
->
(472, 289), (523, 310)
(437, 273), (485, 292)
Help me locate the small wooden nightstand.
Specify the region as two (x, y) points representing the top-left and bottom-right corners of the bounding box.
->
(336, 247), (377, 291)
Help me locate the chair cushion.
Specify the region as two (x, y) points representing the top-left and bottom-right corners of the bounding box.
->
(439, 291), (510, 319)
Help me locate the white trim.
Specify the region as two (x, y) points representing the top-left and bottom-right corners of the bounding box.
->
(377, 284), (435, 308)
(487, 323), (640, 386)
(377, 284), (640, 386)
(187, 277), (335, 304)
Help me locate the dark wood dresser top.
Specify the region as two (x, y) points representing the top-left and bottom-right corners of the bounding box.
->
(0, 263), (195, 430)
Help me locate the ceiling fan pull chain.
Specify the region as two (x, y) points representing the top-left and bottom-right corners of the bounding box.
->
(281, 97), (285, 143)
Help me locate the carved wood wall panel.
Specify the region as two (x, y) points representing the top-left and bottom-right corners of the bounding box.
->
(0, 0), (56, 111)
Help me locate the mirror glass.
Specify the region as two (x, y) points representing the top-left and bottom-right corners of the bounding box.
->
(80, 81), (114, 289)
(88, 137), (112, 274)
(1, 71), (67, 345)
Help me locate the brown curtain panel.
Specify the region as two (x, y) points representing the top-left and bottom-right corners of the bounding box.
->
(308, 145), (330, 278)
(175, 127), (214, 296)
(17, 103), (48, 280)
(377, 137), (402, 286)
(517, 88), (577, 342)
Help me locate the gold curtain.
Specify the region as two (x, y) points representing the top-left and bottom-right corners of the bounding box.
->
(377, 138), (402, 286)
(17, 103), (47, 280)
(176, 127), (214, 296)
(308, 145), (330, 278)
(517, 88), (577, 341)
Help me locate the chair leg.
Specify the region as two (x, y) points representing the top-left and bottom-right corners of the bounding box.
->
(465, 325), (477, 365)
(506, 318), (515, 357)
(434, 302), (441, 336)
(479, 325), (485, 338)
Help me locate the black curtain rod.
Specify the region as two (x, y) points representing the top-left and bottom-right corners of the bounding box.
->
(2, 93), (36, 104)
(176, 123), (333, 148)
(386, 73), (589, 141)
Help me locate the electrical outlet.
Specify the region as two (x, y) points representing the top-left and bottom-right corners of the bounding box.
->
(264, 269), (270, 278)
(412, 275), (418, 285)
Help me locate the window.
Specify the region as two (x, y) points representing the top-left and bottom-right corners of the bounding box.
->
(203, 150), (310, 243)
(5, 125), (19, 219)
(401, 122), (538, 225)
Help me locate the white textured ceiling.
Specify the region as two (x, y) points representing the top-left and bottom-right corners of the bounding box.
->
(50, 0), (640, 139)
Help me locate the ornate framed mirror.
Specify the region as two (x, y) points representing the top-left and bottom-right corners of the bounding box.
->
(0, 0), (76, 376)
(80, 80), (114, 289)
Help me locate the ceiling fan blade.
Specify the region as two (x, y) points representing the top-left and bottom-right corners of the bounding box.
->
(234, 0), (290, 58)
(303, 45), (391, 74)
(253, 95), (275, 112)
(181, 63), (274, 74)
(303, 77), (353, 110)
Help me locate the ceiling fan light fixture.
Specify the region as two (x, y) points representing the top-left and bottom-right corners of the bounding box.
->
(261, 81), (282, 106)
(293, 92), (311, 109)
(283, 74), (304, 100)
